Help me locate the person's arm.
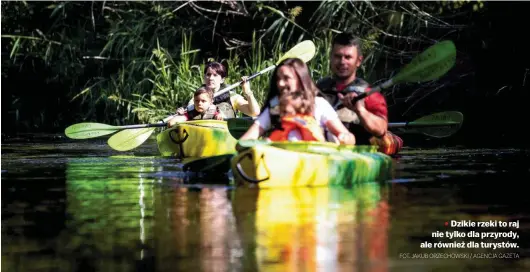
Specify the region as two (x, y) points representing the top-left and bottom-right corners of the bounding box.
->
(338, 92), (388, 137)
(325, 119), (356, 145)
(237, 123), (265, 151)
(236, 107), (270, 150)
(317, 97), (356, 145)
(234, 76), (260, 117)
(355, 106), (387, 137)
(176, 97), (194, 114)
(239, 122), (264, 139)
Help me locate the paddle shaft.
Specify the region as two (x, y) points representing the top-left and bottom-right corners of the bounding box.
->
(334, 41), (455, 109)
(388, 121), (460, 128)
(185, 65), (276, 112)
(229, 117), (459, 129)
(105, 65), (272, 139)
(215, 65), (275, 97)
(114, 123), (168, 130)
(333, 78), (394, 109)
(141, 115), (180, 128)
(353, 79), (394, 103)
(139, 116), (246, 130)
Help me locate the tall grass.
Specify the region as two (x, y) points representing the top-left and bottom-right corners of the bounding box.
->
(107, 33), (204, 124)
(2, 1), (481, 130)
(109, 30), (294, 124)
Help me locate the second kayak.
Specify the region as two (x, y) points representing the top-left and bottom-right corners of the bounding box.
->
(156, 120), (237, 158)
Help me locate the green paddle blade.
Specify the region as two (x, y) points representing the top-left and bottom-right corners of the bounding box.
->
(107, 127), (157, 151)
(393, 40), (456, 84)
(405, 111), (463, 138)
(411, 111), (463, 126)
(227, 118), (254, 139)
(65, 122), (121, 139)
(276, 40), (316, 64)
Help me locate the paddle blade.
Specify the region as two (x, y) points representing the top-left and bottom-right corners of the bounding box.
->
(393, 40), (456, 84)
(65, 122), (120, 139)
(227, 118), (254, 139)
(107, 127), (156, 151)
(407, 111), (463, 138)
(276, 40), (316, 64)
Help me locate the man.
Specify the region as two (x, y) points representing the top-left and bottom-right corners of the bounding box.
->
(316, 32), (402, 155)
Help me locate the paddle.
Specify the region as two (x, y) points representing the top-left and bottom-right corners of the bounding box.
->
(64, 122), (168, 139)
(226, 111), (463, 139)
(225, 41), (456, 140)
(186, 40), (316, 112)
(106, 40), (317, 152)
(389, 111), (463, 138)
(335, 40), (457, 108)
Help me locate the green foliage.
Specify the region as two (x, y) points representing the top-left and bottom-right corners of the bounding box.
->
(1, 1), (482, 131)
(436, 0), (486, 13)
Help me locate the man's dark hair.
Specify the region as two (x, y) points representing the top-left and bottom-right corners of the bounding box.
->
(332, 32), (363, 55)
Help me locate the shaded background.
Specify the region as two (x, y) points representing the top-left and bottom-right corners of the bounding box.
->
(2, 1), (528, 147)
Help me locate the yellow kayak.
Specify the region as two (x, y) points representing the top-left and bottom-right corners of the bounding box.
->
(230, 141), (394, 188)
(156, 120), (237, 158)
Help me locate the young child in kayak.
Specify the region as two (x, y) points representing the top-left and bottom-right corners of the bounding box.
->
(168, 87), (224, 127)
(266, 90), (326, 142)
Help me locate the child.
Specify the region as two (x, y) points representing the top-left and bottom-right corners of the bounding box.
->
(168, 87), (224, 127)
(267, 91), (326, 142)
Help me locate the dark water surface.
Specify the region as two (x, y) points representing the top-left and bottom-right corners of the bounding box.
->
(2, 135), (530, 272)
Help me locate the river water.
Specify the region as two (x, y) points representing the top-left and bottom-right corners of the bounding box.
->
(1, 134), (529, 271)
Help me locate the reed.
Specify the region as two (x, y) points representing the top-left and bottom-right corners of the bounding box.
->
(1, 1), (479, 130)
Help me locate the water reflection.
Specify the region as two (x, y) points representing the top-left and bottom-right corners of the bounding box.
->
(237, 183), (389, 272)
(2, 149), (391, 272)
(151, 181), (390, 272)
(63, 156), (157, 271)
(199, 189), (243, 271)
(3, 139), (529, 271)
(156, 186), (245, 271)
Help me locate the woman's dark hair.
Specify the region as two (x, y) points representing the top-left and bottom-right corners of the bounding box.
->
(204, 61), (227, 78)
(260, 58), (318, 115)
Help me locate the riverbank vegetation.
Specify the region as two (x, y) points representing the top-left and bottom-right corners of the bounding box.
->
(5, 0), (524, 146)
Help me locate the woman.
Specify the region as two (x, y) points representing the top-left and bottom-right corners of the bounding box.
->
(238, 58), (356, 147)
(177, 61), (261, 118)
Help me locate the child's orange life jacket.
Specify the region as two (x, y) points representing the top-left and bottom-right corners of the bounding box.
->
(267, 115), (325, 142)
